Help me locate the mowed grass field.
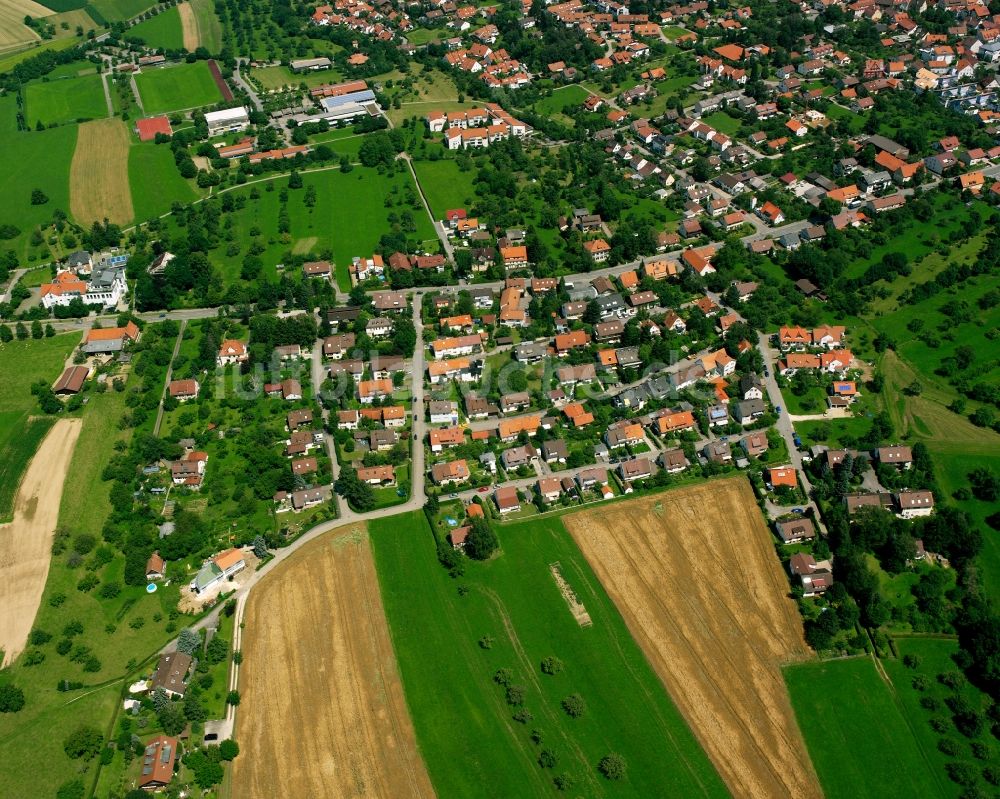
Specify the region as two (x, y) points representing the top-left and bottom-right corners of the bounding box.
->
(128, 6), (184, 50)
(0, 95), (77, 262)
(0, 333), (77, 520)
(411, 158), (479, 220)
(87, 0), (153, 21)
(0, 416), (54, 521)
(69, 118), (134, 225)
(785, 657), (946, 799)
(371, 511), (727, 798)
(128, 140), (199, 222)
(24, 72), (106, 126)
(134, 60), (222, 114)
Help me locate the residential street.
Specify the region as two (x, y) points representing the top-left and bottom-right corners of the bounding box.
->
(756, 331), (824, 528)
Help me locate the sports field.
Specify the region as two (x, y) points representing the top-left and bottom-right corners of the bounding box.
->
(411, 159), (479, 220)
(0, 0), (47, 53)
(565, 479), (820, 799)
(69, 118), (133, 225)
(786, 656), (948, 798)
(128, 6), (183, 50)
(233, 525), (435, 798)
(128, 141), (199, 222)
(24, 72), (106, 126)
(134, 60), (222, 114)
(371, 510), (727, 798)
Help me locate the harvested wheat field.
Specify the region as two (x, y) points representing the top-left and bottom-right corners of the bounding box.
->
(70, 118), (134, 226)
(564, 477), (822, 799)
(177, 1), (199, 51)
(0, 0), (48, 52)
(232, 524), (435, 799)
(0, 418), (82, 666)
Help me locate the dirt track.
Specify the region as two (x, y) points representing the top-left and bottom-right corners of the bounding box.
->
(0, 418), (82, 666)
(70, 119), (134, 226)
(231, 525), (435, 799)
(564, 478), (822, 799)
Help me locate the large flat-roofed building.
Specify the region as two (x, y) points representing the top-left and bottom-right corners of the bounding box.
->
(204, 106), (250, 137)
(290, 56), (332, 72)
(317, 89), (378, 122)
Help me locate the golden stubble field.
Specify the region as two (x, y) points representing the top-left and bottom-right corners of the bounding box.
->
(231, 525), (435, 799)
(0, 418), (82, 666)
(0, 0), (48, 52)
(564, 477), (822, 799)
(70, 118), (134, 226)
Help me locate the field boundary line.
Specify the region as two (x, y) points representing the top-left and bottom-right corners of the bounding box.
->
(869, 651), (951, 798)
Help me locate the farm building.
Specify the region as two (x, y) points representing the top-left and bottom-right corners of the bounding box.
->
(53, 365), (90, 395)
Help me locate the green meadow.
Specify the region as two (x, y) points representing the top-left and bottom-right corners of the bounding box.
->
(0, 333), (78, 520)
(129, 6), (185, 50)
(411, 158), (480, 220)
(785, 657), (946, 799)
(181, 167), (438, 290)
(24, 73), (106, 126)
(128, 141), (200, 222)
(370, 511), (727, 798)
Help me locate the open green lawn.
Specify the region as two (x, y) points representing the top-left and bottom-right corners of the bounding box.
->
(785, 657), (947, 799)
(370, 510), (727, 798)
(534, 84), (590, 116)
(251, 64), (343, 91)
(129, 6), (184, 50)
(24, 73), (106, 126)
(128, 141), (200, 222)
(405, 27), (446, 45)
(701, 110), (742, 136)
(411, 158), (479, 220)
(135, 61), (222, 114)
(192, 167), (437, 290)
(0, 334), (78, 520)
(795, 415), (875, 448)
